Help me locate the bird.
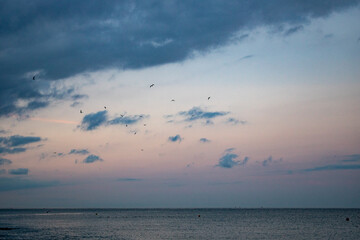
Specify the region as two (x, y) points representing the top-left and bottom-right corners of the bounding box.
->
(144, 124), (146, 126)
(126, 124), (128, 127)
(104, 106), (106, 109)
(32, 75), (36, 80)
(171, 99), (175, 102)
(141, 149), (144, 151)
(208, 96), (211, 100)
(134, 131), (137, 135)
(80, 110), (83, 114)
(120, 114), (124, 117)
(150, 84), (154, 88)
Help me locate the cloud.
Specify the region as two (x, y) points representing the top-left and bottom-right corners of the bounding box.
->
(108, 115), (148, 126)
(79, 111), (147, 131)
(168, 134), (182, 143)
(217, 149), (249, 168)
(71, 94), (88, 101)
(0, 135), (42, 155)
(83, 154), (103, 164)
(303, 164), (360, 172)
(262, 156), (283, 167)
(0, 158), (12, 165)
(69, 149), (90, 155)
(178, 107), (229, 122)
(341, 154), (360, 162)
(0, 135), (41, 147)
(8, 168), (29, 175)
(79, 111), (108, 131)
(117, 178), (143, 182)
(226, 118), (247, 125)
(0, 177), (59, 192)
(284, 25), (304, 36)
(238, 55), (253, 61)
(199, 138), (211, 143)
(1, 1), (358, 118)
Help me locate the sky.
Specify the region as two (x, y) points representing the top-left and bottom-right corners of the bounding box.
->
(0, 0), (360, 208)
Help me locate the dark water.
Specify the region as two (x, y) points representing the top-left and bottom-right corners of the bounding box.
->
(0, 209), (359, 239)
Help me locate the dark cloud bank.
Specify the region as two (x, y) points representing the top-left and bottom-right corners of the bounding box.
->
(0, 135), (42, 154)
(1, 0), (359, 117)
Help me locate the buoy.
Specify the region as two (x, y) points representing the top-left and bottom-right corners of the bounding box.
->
(346, 217), (349, 221)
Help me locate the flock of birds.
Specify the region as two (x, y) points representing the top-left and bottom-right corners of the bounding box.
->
(32, 75), (212, 138)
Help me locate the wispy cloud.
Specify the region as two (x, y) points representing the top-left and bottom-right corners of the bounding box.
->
(179, 107), (229, 122)
(69, 149), (90, 155)
(226, 118), (247, 125)
(8, 168), (29, 175)
(79, 111), (148, 131)
(217, 149), (249, 169)
(168, 135), (182, 143)
(262, 156), (283, 167)
(303, 164), (360, 172)
(83, 154), (103, 164)
(284, 25), (304, 36)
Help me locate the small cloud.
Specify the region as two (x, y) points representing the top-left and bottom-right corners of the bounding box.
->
(0, 135), (42, 147)
(199, 138), (210, 143)
(178, 106), (229, 122)
(324, 33), (333, 39)
(217, 149), (249, 168)
(69, 149), (90, 155)
(83, 154), (103, 164)
(168, 134), (182, 143)
(262, 156), (283, 167)
(117, 178), (142, 182)
(26, 101), (49, 110)
(284, 25), (304, 36)
(8, 168), (29, 175)
(108, 115), (148, 126)
(226, 118), (247, 125)
(80, 110), (108, 131)
(0, 158), (12, 165)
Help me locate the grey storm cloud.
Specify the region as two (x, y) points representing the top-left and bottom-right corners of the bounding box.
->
(0, 135), (42, 154)
(0, 177), (59, 192)
(168, 134), (182, 143)
(79, 111), (147, 131)
(1, 0), (358, 117)
(284, 25), (304, 36)
(83, 154), (103, 163)
(217, 149), (249, 168)
(69, 149), (89, 155)
(0, 158), (12, 165)
(8, 168), (29, 175)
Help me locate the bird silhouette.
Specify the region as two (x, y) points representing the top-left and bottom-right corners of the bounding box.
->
(208, 96), (211, 100)
(104, 106), (106, 109)
(80, 110), (83, 114)
(171, 99), (175, 102)
(32, 76), (35, 80)
(150, 84), (154, 88)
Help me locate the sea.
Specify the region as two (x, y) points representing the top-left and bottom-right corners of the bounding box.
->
(0, 209), (359, 239)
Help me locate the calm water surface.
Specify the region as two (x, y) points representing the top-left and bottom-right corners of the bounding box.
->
(0, 209), (359, 239)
